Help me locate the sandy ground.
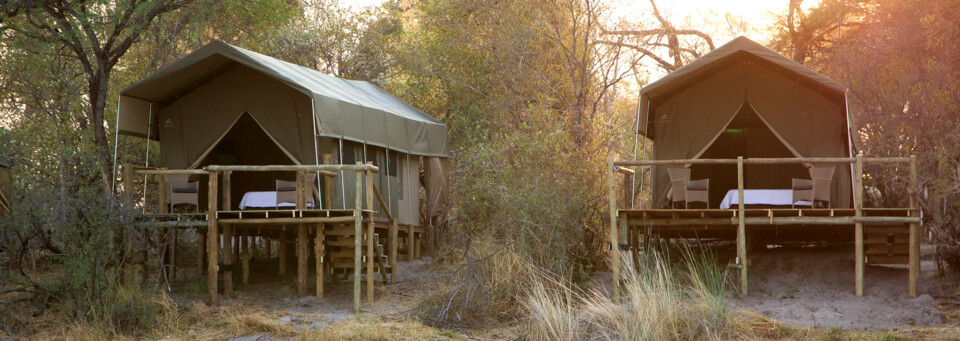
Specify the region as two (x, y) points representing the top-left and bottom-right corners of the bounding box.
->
(735, 245), (955, 330)
(171, 256), (442, 339)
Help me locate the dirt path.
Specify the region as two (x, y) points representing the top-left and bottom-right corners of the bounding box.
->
(735, 246), (954, 330)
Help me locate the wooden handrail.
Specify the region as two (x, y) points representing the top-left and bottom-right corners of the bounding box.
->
(371, 184), (395, 223)
(205, 164), (372, 174)
(615, 156), (910, 166)
(133, 169), (209, 175)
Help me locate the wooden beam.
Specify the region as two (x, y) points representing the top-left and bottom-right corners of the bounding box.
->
(607, 158), (620, 300)
(353, 166), (364, 314)
(909, 155), (919, 298)
(366, 162), (375, 303)
(626, 216), (919, 226)
(216, 216), (357, 225)
(407, 225), (415, 262)
(737, 156), (747, 296)
(223, 223), (233, 298)
(134, 169), (209, 175)
(207, 171), (219, 305)
(614, 156), (910, 167)
(206, 164), (372, 174)
(855, 154), (864, 296)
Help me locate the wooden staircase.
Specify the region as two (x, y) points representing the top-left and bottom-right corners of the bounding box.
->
(324, 221), (391, 281)
(864, 225), (911, 265)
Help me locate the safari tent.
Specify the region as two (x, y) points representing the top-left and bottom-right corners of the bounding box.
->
(637, 36), (854, 209)
(115, 41), (450, 227)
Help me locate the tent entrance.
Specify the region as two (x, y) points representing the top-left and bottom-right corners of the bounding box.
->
(197, 112), (299, 209)
(693, 105), (808, 207)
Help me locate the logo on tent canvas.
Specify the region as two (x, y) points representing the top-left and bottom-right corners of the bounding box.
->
(163, 118), (174, 127)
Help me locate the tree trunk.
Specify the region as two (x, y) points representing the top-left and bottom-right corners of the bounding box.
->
(89, 65), (113, 195)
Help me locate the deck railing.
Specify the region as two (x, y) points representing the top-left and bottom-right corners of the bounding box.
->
(607, 154), (920, 298)
(120, 159), (393, 310)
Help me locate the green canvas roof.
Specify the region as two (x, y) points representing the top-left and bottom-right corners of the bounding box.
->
(118, 41), (449, 168)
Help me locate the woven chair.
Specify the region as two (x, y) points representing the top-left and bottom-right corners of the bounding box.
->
(276, 173), (318, 209)
(164, 174), (199, 213)
(668, 168), (709, 209)
(792, 166), (835, 208)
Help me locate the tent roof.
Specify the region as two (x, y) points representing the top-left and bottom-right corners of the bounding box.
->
(119, 41), (449, 156)
(639, 37), (846, 136)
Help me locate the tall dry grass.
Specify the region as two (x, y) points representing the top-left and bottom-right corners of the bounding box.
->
(523, 247), (736, 340)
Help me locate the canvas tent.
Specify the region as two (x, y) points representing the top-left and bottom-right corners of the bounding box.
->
(115, 41), (450, 225)
(637, 36), (853, 209)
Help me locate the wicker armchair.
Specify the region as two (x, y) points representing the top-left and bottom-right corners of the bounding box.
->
(668, 168), (709, 208)
(792, 166), (835, 208)
(164, 174), (199, 212)
(276, 173), (318, 209)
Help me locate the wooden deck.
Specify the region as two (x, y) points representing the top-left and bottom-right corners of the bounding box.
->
(123, 161), (424, 313)
(608, 155), (922, 300)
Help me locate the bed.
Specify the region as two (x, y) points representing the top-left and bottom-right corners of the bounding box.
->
(719, 189), (812, 209)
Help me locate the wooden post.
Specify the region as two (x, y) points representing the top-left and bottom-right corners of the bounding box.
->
(198, 229), (206, 276)
(407, 226), (415, 262)
(737, 156), (747, 295)
(855, 154), (864, 296)
(207, 171), (219, 305)
(241, 227), (249, 285)
(158, 174), (168, 214)
(222, 171), (232, 211)
(297, 170), (308, 297)
(122, 165), (134, 281)
(170, 227), (177, 280)
(323, 154), (334, 210)
(298, 223), (307, 297)
(366, 162), (375, 303)
(316, 223), (324, 298)
(909, 155), (919, 298)
(353, 166), (364, 313)
(265, 233), (272, 259)
(223, 223), (233, 297)
(607, 158), (620, 300)
(389, 218), (398, 284)
(279, 227), (287, 276)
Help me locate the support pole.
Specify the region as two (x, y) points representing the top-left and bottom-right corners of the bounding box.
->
(366, 162), (375, 303)
(297, 170), (308, 297)
(223, 223), (233, 297)
(737, 156), (747, 295)
(279, 227), (287, 276)
(298, 223), (307, 297)
(855, 154), (864, 296)
(353, 166), (363, 313)
(241, 227), (249, 285)
(207, 171), (219, 305)
(316, 223), (324, 298)
(909, 155), (919, 297)
(607, 158), (620, 300)
(407, 226), (415, 261)
(323, 154), (334, 210)
(198, 229), (206, 276)
(389, 218), (398, 284)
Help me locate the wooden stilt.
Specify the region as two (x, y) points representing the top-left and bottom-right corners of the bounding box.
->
(241, 227), (249, 285)
(279, 227), (287, 276)
(207, 171), (219, 305)
(909, 155), (919, 298)
(265, 232), (272, 259)
(353, 166), (364, 314)
(366, 162), (375, 303)
(233, 233), (240, 267)
(316, 223), (324, 298)
(223, 223), (233, 297)
(607, 158), (620, 300)
(414, 233), (421, 259)
(855, 154), (865, 296)
(198, 229), (206, 276)
(389, 219), (398, 284)
(737, 156), (747, 296)
(298, 223), (307, 297)
(407, 226), (414, 261)
(170, 227), (177, 280)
